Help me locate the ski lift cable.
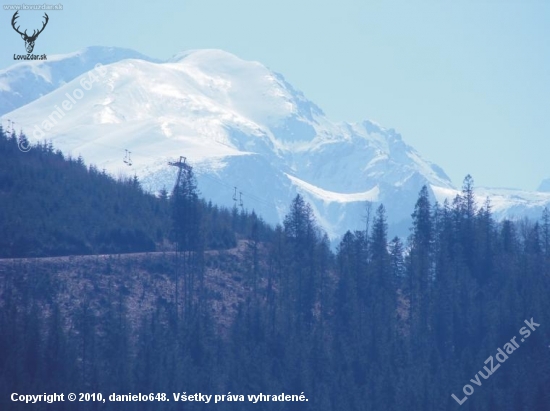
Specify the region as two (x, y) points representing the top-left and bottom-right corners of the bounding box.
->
(51, 137), (275, 209)
(199, 173), (272, 209)
(10, 123), (278, 213)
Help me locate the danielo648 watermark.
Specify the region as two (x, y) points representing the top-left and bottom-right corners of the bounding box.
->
(32, 63), (107, 138)
(451, 317), (540, 406)
(15, 62), (108, 153)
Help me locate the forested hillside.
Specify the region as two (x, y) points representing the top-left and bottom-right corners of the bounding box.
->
(1, 128), (549, 410)
(0, 128), (270, 257)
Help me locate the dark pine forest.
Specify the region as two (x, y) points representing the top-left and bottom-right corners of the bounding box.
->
(0, 128), (549, 411)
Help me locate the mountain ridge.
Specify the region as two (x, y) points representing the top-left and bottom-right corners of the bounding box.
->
(2, 46), (549, 238)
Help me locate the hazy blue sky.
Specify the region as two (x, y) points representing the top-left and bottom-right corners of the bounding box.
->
(2, 0), (549, 190)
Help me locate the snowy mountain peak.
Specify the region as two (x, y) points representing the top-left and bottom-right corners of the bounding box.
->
(2, 47), (547, 239)
(168, 48), (256, 66)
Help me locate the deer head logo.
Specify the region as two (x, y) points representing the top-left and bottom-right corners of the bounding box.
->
(11, 11), (49, 54)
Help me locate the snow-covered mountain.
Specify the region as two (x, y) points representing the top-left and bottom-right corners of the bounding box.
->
(0, 46), (160, 116)
(2, 47), (549, 239)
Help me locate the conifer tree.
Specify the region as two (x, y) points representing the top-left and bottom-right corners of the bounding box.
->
(408, 186), (432, 335)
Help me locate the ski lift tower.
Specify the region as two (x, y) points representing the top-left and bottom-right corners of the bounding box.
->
(167, 155), (193, 321)
(168, 156), (192, 190)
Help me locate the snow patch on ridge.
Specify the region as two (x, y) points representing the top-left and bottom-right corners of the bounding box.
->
(430, 185), (550, 215)
(287, 174), (379, 203)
